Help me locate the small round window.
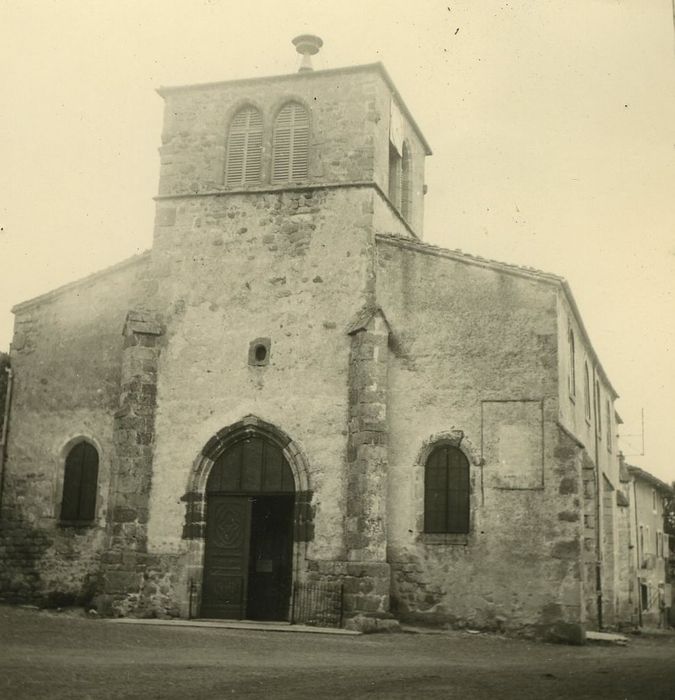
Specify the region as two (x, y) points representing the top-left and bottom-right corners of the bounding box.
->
(249, 337), (271, 366)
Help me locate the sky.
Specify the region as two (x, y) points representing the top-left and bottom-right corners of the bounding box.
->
(1, 0), (674, 483)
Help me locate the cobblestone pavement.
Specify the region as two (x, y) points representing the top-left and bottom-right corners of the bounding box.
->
(1, 605), (674, 699)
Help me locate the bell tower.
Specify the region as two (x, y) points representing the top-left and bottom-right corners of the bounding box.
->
(152, 36), (431, 251)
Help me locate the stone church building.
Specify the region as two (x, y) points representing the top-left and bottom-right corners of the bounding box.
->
(0, 38), (628, 638)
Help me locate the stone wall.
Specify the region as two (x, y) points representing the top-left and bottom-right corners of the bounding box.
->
(101, 310), (164, 615)
(0, 255), (149, 603)
(375, 236), (586, 635)
(126, 186), (385, 616)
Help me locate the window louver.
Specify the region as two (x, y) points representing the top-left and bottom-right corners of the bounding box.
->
(272, 103), (309, 183)
(225, 107), (263, 186)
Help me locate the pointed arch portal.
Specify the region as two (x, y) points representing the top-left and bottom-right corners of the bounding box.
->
(183, 416), (312, 621)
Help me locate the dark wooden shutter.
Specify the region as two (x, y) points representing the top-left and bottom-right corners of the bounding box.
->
(225, 107), (263, 186)
(272, 103), (309, 183)
(424, 448), (448, 533)
(78, 443), (99, 521)
(424, 446), (470, 534)
(446, 447), (470, 533)
(60, 445), (84, 521)
(60, 442), (98, 522)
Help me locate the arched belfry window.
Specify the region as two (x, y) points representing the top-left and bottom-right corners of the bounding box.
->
(401, 142), (412, 221)
(272, 102), (310, 183)
(225, 106), (263, 186)
(424, 445), (470, 534)
(60, 442), (99, 522)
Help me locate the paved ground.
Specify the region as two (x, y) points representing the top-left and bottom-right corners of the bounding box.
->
(1, 605), (674, 699)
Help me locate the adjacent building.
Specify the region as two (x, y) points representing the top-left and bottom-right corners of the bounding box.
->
(625, 464), (673, 628)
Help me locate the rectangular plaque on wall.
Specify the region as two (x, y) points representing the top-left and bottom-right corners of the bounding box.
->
(481, 399), (544, 490)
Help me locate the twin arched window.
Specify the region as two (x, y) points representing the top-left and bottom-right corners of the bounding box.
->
(424, 444), (470, 534)
(225, 102), (310, 187)
(60, 441), (99, 523)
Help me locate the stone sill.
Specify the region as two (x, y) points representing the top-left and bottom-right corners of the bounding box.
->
(418, 533), (469, 546)
(58, 520), (96, 530)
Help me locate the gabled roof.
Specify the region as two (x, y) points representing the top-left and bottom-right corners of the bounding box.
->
(627, 465), (674, 495)
(376, 233), (619, 399)
(12, 252), (151, 314)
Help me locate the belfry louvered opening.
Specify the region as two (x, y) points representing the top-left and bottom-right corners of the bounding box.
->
(225, 107), (263, 186)
(272, 102), (310, 183)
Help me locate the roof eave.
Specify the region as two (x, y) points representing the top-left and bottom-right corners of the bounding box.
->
(157, 62), (432, 156)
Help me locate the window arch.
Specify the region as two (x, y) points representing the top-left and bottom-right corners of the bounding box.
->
(424, 444), (470, 534)
(272, 102), (309, 183)
(568, 329), (576, 397)
(401, 142), (413, 221)
(225, 106), (263, 186)
(60, 441), (99, 522)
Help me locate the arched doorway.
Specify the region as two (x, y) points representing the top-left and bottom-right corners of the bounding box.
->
(201, 434), (295, 620)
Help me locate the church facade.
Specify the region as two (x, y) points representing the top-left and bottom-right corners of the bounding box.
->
(0, 43), (631, 639)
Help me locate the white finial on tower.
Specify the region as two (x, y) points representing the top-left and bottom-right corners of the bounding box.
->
(292, 34), (323, 72)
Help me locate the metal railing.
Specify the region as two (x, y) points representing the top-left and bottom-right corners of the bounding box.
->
(290, 581), (344, 628)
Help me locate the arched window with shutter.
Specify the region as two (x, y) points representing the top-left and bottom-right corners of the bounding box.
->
(272, 102), (310, 183)
(424, 444), (470, 534)
(60, 441), (99, 523)
(225, 106), (263, 186)
(401, 142), (413, 221)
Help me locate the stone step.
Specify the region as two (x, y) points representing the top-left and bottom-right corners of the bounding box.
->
(586, 631), (628, 646)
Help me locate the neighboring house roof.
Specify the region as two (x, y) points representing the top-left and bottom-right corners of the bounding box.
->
(11, 251), (151, 314)
(157, 62), (433, 156)
(627, 465), (675, 496)
(376, 233), (619, 398)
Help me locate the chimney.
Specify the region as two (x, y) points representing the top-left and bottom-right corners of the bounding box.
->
(292, 34), (323, 73)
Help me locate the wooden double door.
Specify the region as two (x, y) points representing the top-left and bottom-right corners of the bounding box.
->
(201, 495), (294, 620)
(200, 436), (296, 621)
